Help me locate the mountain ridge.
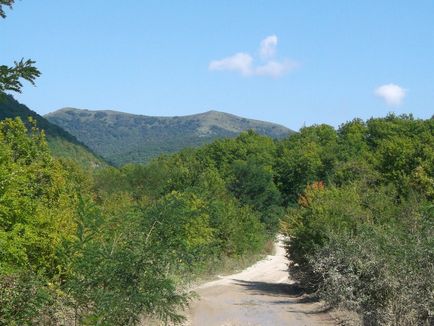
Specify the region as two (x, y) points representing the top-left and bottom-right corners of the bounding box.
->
(45, 107), (294, 166)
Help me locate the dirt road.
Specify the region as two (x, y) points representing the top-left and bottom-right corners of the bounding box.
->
(185, 239), (335, 326)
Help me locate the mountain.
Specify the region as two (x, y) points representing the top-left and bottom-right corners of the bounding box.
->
(0, 95), (106, 168)
(45, 108), (294, 166)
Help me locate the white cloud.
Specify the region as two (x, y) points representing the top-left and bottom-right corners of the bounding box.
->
(374, 83), (406, 107)
(260, 35), (278, 60)
(255, 60), (298, 77)
(209, 52), (253, 76)
(209, 35), (297, 78)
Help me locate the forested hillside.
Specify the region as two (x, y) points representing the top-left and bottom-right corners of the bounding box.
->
(0, 95), (106, 168)
(0, 114), (432, 325)
(45, 107), (293, 165)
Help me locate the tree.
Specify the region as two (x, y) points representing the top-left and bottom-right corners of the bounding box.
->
(229, 158), (282, 232)
(0, 0), (40, 95)
(275, 124), (338, 203)
(0, 0), (14, 18)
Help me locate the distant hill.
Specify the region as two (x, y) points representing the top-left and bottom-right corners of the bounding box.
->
(0, 95), (106, 168)
(45, 108), (293, 166)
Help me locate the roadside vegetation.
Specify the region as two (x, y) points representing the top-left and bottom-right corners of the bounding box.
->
(1, 5), (432, 322)
(280, 115), (433, 325)
(0, 113), (432, 325)
(0, 117), (281, 324)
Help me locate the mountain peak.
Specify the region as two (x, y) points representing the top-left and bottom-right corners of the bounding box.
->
(203, 109), (223, 114)
(45, 108), (294, 165)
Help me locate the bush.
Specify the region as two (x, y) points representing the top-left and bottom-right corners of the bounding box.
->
(0, 272), (68, 325)
(64, 197), (190, 325)
(282, 182), (433, 325)
(310, 214), (433, 325)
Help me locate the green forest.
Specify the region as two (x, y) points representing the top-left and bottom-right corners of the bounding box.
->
(0, 113), (432, 325)
(44, 107), (292, 166)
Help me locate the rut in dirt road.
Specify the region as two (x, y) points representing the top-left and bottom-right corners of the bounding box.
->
(185, 238), (336, 326)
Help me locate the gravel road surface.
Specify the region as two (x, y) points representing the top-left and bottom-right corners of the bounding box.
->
(185, 239), (335, 326)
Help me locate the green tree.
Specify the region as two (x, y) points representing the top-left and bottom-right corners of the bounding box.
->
(229, 158), (282, 233)
(275, 124), (338, 203)
(0, 118), (80, 324)
(0, 118), (77, 276)
(141, 191), (215, 272)
(281, 115), (434, 325)
(65, 197), (190, 325)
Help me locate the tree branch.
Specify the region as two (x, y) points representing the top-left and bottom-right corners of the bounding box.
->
(0, 0), (14, 19)
(0, 59), (41, 93)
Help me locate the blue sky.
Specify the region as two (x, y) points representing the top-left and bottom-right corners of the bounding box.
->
(1, 1), (433, 130)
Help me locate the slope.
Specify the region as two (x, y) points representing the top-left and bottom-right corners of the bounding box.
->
(45, 108), (293, 166)
(0, 95), (106, 168)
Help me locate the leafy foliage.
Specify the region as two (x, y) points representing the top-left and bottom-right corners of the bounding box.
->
(2, 3), (281, 324)
(0, 60), (41, 94)
(65, 198), (191, 325)
(1, 106), (432, 325)
(280, 115), (434, 325)
(0, 118), (78, 276)
(0, 119), (277, 324)
(0, 0), (14, 19)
